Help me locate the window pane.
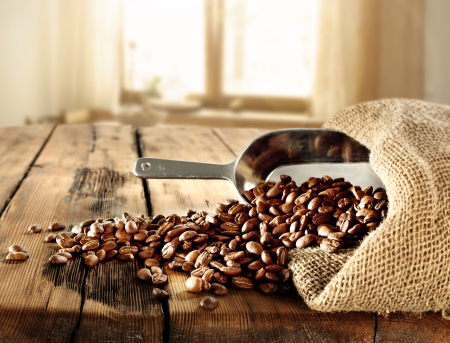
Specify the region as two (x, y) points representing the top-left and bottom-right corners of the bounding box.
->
(223, 0), (318, 97)
(124, 0), (205, 99)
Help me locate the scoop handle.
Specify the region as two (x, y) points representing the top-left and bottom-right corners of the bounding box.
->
(134, 157), (235, 181)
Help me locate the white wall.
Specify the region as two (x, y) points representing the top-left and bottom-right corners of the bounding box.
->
(424, 0), (450, 105)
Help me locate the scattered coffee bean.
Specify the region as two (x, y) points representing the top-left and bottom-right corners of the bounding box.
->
(48, 222), (66, 231)
(84, 254), (99, 268)
(200, 296), (219, 310)
(6, 252), (28, 261)
(137, 268), (152, 281)
(8, 245), (27, 254)
(153, 288), (169, 299)
(28, 224), (43, 234)
(49, 254), (68, 265)
(210, 283), (228, 296)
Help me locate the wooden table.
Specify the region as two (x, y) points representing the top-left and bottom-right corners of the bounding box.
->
(0, 124), (448, 343)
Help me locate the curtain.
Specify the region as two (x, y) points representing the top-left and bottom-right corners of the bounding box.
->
(312, 0), (425, 120)
(0, 0), (122, 127)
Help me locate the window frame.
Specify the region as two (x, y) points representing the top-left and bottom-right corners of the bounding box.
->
(121, 0), (311, 113)
(187, 0), (310, 113)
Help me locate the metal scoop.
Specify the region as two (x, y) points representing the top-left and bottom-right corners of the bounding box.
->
(134, 129), (383, 202)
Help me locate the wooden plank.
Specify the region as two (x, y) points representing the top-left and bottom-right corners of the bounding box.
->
(0, 125), (54, 212)
(376, 312), (450, 342)
(0, 124), (163, 342)
(138, 126), (375, 343)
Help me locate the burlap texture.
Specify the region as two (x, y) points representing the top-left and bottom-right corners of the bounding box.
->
(289, 98), (450, 314)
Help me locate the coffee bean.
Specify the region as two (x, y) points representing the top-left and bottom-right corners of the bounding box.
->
(153, 288), (169, 299)
(8, 245), (26, 253)
(231, 276), (253, 290)
(246, 241), (263, 255)
(57, 252), (73, 260)
(210, 283), (228, 296)
(320, 238), (342, 253)
(84, 254), (99, 268)
(56, 233), (74, 249)
(28, 224), (43, 234)
(6, 251), (28, 261)
(186, 276), (203, 293)
(49, 254), (68, 265)
(152, 273), (168, 286)
(136, 268), (152, 281)
(49, 222), (65, 231)
(259, 282), (278, 295)
(200, 296), (219, 310)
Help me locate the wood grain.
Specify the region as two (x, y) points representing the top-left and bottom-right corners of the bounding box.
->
(0, 124), (163, 342)
(0, 125), (54, 212)
(1, 124), (447, 342)
(375, 312), (450, 342)
(138, 126), (375, 343)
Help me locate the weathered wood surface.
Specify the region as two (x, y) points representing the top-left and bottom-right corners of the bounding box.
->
(0, 124), (448, 343)
(0, 125), (54, 212)
(0, 124), (163, 343)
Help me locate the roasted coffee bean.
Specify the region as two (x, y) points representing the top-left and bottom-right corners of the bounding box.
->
(200, 296), (219, 310)
(28, 224), (43, 234)
(49, 222), (65, 231)
(49, 254), (67, 264)
(119, 245), (139, 255)
(44, 233), (57, 242)
(117, 252), (135, 261)
(84, 254), (99, 268)
(312, 213), (332, 225)
(202, 279), (212, 291)
(194, 251), (213, 268)
(82, 240), (100, 251)
(56, 233), (74, 249)
(295, 234), (316, 249)
(320, 238), (342, 253)
(221, 266), (242, 276)
(137, 268), (152, 280)
(153, 288), (170, 299)
(231, 276), (253, 290)
(246, 241), (264, 255)
(8, 245), (26, 254)
(105, 249), (118, 260)
(259, 282), (278, 295)
(210, 283), (228, 296)
(96, 249), (106, 262)
(213, 272), (228, 285)
(186, 276), (203, 293)
(152, 273), (168, 286)
(57, 252), (73, 260)
(5, 251), (27, 262)
(224, 251), (245, 262)
(144, 258), (160, 268)
(276, 247), (289, 266)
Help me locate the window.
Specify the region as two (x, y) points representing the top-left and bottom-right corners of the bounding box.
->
(123, 0), (318, 112)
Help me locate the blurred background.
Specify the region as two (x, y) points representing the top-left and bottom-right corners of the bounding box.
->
(0, 0), (448, 129)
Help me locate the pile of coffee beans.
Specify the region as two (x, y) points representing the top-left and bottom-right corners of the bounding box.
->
(21, 174), (387, 303)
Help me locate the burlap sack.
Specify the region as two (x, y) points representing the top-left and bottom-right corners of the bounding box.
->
(289, 98), (450, 315)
